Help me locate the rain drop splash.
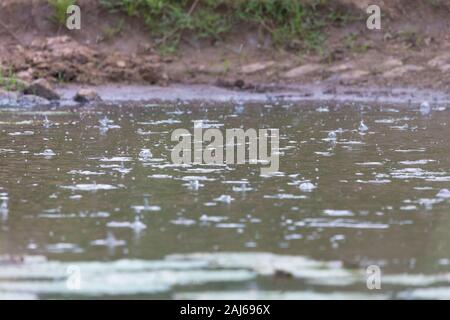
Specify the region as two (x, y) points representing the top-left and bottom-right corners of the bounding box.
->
(107, 216), (147, 232)
(131, 196), (161, 213)
(327, 131), (337, 140)
(98, 116), (120, 133)
(139, 149), (152, 161)
(43, 116), (51, 129)
(420, 101), (431, 116)
(437, 189), (450, 199)
(299, 181), (316, 192)
(358, 121), (368, 132)
(99, 116), (111, 128)
(131, 216), (147, 232)
(0, 199), (8, 221)
(232, 182), (252, 192)
(187, 179), (203, 191)
(37, 149), (56, 158)
(215, 195), (234, 204)
(91, 232), (126, 248)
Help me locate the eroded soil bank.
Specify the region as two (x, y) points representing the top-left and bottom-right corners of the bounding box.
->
(2, 0), (450, 93)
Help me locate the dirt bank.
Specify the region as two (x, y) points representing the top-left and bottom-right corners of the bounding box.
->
(2, 0), (450, 92)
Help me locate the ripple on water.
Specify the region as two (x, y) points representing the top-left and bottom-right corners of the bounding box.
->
(60, 184), (119, 191)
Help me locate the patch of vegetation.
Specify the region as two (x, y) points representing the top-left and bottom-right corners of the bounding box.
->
(102, 19), (125, 41)
(0, 68), (25, 92)
(99, 0), (350, 53)
(427, 0), (450, 7)
(47, 0), (76, 27)
(344, 32), (370, 53)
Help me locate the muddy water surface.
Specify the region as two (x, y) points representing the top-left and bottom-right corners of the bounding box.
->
(1, 100), (450, 299)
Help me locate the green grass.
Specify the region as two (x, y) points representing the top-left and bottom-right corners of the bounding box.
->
(0, 68), (25, 92)
(102, 19), (125, 41)
(344, 32), (371, 53)
(47, 0), (77, 27)
(99, 0), (347, 53)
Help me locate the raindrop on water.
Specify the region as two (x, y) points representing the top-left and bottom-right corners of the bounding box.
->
(0, 199), (8, 221)
(43, 116), (51, 129)
(139, 149), (152, 161)
(437, 188), (450, 198)
(420, 101), (431, 116)
(40, 149), (56, 157)
(215, 195), (234, 204)
(358, 121), (368, 132)
(131, 216), (147, 231)
(327, 131), (337, 140)
(99, 116), (111, 128)
(188, 180), (202, 190)
(299, 181), (316, 192)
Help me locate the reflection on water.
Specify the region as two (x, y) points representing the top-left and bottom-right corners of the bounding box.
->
(1, 101), (450, 299)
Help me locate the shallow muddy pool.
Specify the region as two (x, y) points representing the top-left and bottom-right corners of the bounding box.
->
(1, 99), (450, 299)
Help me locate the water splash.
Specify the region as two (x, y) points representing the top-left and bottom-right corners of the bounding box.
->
(358, 120), (368, 132)
(139, 149), (153, 161)
(299, 182), (316, 192)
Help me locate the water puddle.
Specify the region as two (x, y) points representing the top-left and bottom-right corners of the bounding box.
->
(1, 100), (450, 299)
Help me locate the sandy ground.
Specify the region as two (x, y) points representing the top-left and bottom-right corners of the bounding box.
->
(2, 0), (450, 93)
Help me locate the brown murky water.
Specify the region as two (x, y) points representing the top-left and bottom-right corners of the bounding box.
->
(1, 99), (450, 299)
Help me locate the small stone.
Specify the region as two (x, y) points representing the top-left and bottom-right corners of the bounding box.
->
(439, 64), (450, 72)
(282, 64), (322, 78)
(16, 69), (34, 82)
(341, 69), (370, 79)
(329, 62), (354, 73)
(116, 60), (126, 68)
(74, 88), (101, 103)
(428, 53), (450, 68)
(240, 61), (274, 74)
(336, 69), (370, 82)
(23, 79), (59, 100)
(383, 65), (424, 78)
(375, 58), (403, 72)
